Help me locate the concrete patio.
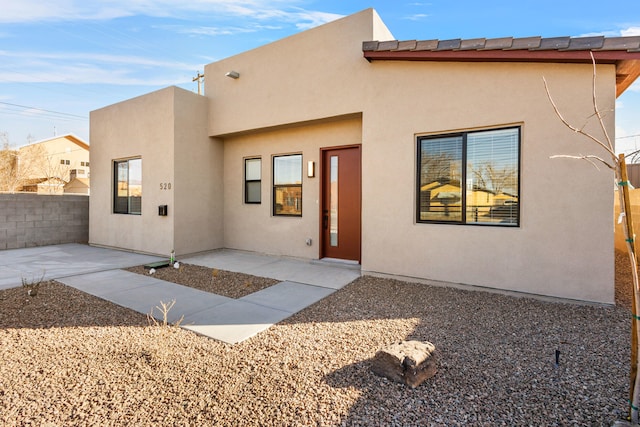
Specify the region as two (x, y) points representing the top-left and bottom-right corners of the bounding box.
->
(1, 244), (360, 343)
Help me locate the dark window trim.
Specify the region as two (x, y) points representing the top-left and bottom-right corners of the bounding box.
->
(244, 157), (262, 204)
(416, 126), (521, 227)
(272, 153), (303, 217)
(113, 157), (142, 216)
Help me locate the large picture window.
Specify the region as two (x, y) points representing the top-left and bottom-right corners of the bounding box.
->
(245, 158), (261, 204)
(273, 154), (302, 216)
(113, 158), (142, 215)
(417, 127), (520, 226)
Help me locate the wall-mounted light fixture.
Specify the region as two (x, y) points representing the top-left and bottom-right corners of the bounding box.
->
(307, 161), (315, 178)
(225, 71), (240, 79)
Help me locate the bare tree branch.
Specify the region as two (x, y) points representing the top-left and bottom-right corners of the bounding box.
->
(549, 154), (615, 170)
(542, 76), (618, 166)
(589, 52), (614, 153)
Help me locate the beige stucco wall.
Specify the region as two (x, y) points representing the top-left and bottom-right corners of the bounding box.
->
(358, 60), (615, 303)
(222, 116), (361, 258)
(90, 8), (618, 302)
(90, 87), (175, 255)
(173, 89), (224, 256)
(205, 9), (392, 137)
(90, 86), (218, 256)
(203, 9), (616, 303)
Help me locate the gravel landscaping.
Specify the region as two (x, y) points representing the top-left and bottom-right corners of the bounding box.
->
(125, 263), (280, 299)
(0, 255), (635, 425)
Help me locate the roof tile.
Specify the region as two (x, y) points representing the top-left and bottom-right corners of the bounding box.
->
(362, 41), (379, 51)
(482, 37), (513, 50)
(378, 40), (399, 51)
(599, 36), (640, 51)
(396, 40), (417, 51)
(536, 37), (571, 50)
(459, 38), (487, 50)
(436, 39), (461, 50)
(507, 36), (541, 50)
(414, 40), (439, 51)
(564, 36), (604, 50)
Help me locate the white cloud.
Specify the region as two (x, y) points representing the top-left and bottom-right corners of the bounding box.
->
(0, 0), (342, 30)
(404, 14), (430, 21)
(621, 27), (640, 36)
(0, 50), (196, 85)
(0, 65), (185, 86)
(0, 50), (196, 70)
(162, 22), (283, 37)
(580, 26), (640, 38)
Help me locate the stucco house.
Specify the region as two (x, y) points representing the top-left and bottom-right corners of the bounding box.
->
(89, 9), (640, 303)
(18, 134), (90, 194)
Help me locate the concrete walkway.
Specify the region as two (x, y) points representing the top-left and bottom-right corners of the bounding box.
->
(2, 244), (360, 344)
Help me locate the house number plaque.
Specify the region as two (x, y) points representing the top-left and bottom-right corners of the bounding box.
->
(160, 183), (172, 190)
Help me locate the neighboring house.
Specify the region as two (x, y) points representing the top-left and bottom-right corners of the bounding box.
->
(18, 134), (90, 194)
(90, 9), (640, 303)
(64, 177), (90, 195)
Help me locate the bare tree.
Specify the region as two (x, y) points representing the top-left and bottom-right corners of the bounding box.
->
(0, 140), (67, 193)
(420, 152), (461, 186)
(544, 52), (640, 423)
(471, 162), (517, 195)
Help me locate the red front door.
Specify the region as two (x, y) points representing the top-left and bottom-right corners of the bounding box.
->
(321, 146), (361, 262)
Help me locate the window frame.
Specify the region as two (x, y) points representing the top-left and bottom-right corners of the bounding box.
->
(416, 126), (521, 227)
(113, 157), (142, 215)
(272, 153), (303, 217)
(244, 157), (262, 204)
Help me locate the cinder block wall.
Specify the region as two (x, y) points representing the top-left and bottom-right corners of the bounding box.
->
(0, 194), (89, 249)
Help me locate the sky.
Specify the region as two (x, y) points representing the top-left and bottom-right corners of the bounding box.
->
(1, 0), (639, 154)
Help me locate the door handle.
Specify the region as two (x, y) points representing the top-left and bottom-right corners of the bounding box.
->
(323, 210), (328, 230)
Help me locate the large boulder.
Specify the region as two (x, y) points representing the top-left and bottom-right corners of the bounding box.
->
(370, 340), (437, 388)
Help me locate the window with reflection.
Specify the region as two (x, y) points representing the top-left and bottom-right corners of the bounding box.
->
(417, 127), (519, 226)
(273, 154), (302, 216)
(113, 158), (142, 215)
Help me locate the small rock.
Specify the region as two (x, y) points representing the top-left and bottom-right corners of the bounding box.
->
(370, 340), (437, 388)
(149, 268), (156, 275)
